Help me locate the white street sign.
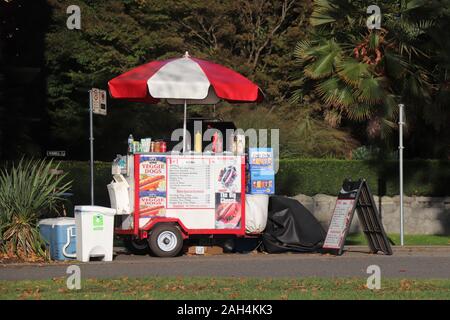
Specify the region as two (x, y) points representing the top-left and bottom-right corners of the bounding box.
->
(91, 88), (107, 115)
(47, 150), (66, 157)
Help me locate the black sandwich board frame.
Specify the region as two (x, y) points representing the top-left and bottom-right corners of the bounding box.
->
(323, 179), (393, 255)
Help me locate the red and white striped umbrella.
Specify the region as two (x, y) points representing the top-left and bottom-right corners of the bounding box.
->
(108, 52), (263, 150)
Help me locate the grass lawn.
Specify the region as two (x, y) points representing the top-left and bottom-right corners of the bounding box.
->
(1, 277), (449, 300)
(345, 234), (450, 246)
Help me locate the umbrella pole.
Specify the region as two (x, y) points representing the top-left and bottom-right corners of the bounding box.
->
(183, 99), (187, 152)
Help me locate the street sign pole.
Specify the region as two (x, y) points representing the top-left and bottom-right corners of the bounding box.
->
(399, 104), (405, 246)
(89, 90), (95, 205)
(88, 87), (107, 206)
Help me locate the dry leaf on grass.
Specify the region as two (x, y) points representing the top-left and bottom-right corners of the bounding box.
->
(400, 279), (413, 291)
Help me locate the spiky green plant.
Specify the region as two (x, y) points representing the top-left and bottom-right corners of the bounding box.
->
(0, 159), (72, 260)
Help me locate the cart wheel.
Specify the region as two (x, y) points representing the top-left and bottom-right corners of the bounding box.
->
(123, 237), (150, 255)
(222, 239), (236, 253)
(148, 224), (183, 257)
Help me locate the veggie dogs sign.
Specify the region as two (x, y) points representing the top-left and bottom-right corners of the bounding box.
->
(139, 157), (167, 220)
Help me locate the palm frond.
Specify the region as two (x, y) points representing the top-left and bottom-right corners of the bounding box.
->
(384, 52), (409, 79)
(315, 77), (355, 108)
(345, 104), (373, 121)
(354, 76), (384, 104)
(303, 40), (342, 79)
(336, 58), (370, 87)
(402, 0), (428, 12)
(310, 0), (336, 26)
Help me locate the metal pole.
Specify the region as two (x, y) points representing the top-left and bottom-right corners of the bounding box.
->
(183, 99), (187, 152)
(89, 90), (94, 205)
(399, 104), (404, 246)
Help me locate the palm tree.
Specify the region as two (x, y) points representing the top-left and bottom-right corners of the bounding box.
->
(292, 0), (445, 146)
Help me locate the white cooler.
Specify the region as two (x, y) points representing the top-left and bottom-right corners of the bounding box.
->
(75, 205), (116, 262)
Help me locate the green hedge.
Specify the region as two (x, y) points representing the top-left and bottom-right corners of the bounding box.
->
(276, 159), (450, 197)
(56, 159), (450, 208)
(59, 161), (113, 210)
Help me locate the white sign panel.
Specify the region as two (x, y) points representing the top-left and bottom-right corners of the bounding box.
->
(167, 157), (215, 209)
(46, 150), (66, 157)
(323, 199), (355, 249)
(165, 155), (242, 230)
(91, 88), (107, 115)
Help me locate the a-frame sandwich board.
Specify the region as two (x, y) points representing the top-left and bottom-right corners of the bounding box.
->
(322, 179), (393, 255)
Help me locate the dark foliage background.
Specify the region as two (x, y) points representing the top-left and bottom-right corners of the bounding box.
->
(0, 0), (449, 161)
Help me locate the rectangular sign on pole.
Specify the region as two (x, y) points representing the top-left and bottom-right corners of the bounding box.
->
(91, 88), (107, 115)
(46, 151), (66, 157)
(323, 179), (393, 255)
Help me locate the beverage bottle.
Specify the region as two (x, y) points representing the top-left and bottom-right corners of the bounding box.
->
(231, 134), (237, 154)
(128, 134), (134, 153)
(195, 131), (202, 153)
(216, 135), (223, 153)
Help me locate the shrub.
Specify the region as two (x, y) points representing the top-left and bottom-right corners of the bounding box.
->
(276, 159), (450, 197)
(59, 161), (112, 210)
(0, 159), (71, 260)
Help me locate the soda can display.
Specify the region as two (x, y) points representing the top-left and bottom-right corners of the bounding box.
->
(154, 141), (160, 153)
(133, 141), (140, 153)
(160, 141), (167, 153)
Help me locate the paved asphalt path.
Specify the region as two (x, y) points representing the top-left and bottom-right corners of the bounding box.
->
(1, 246), (449, 281)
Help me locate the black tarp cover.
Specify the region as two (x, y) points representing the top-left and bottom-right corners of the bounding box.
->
(262, 196), (326, 253)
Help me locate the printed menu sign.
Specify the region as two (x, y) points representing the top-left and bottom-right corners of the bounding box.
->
(214, 158), (242, 229)
(215, 192), (241, 229)
(165, 155), (242, 230)
(167, 157), (214, 209)
(323, 199), (355, 249)
(139, 156), (166, 219)
(322, 179), (392, 255)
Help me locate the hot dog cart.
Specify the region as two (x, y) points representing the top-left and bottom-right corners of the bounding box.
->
(108, 146), (274, 257)
(106, 53), (270, 256)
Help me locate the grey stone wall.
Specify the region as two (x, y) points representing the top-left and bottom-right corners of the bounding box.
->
(292, 194), (450, 235)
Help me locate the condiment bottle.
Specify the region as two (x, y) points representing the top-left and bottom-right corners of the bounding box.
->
(194, 131), (202, 153)
(128, 134), (134, 154)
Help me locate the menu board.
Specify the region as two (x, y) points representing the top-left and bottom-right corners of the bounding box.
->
(137, 155), (243, 230)
(167, 157), (214, 209)
(321, 179), (393, 255)
(322, 199), (355, 249)
(138, 156), (167, 227)
(164, 155), (243, 230)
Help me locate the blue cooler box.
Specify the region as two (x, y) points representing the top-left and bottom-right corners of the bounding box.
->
(38, 218), (77, 260)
